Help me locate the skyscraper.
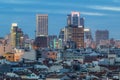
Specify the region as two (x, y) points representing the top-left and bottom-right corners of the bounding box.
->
(84, 28), (93, 48)
(95, 30), (109, 45)
(84, 28), (92, 40)
(11, 23), (18, 48)
(71, 11), (80, 26)
(36, 14), (48, 37)
(35, 14), (48, 48)
(80, 18), (85, 27)
(64, 26), (84, 48)
(48, 35), (57, 48)
(10, 23), (24, 48)
(67, 14), (72, 26)
(34, 36), (48, 48)
(67, 11), (85, 27)
(63, 12), (85, 48)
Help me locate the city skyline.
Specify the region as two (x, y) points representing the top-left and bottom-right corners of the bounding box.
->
(0, 0), (120, 39)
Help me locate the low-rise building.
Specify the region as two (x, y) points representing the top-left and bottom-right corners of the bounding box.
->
(4, 49), (24, 62)
(4, 52), (20, 62)
(46, 74), (70, 80)
(63, 49), (84, 63)
(42, 51), (57, 60)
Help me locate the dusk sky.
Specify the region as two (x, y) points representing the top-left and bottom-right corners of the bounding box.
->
(0, 0), (120, 39)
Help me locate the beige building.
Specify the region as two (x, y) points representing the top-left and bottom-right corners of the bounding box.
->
(0, 39), (12, 56)
(4, 49), (24, 62)
(10, 23), (24, 49)
(11, 23), (18, 48)
(4, 52), (19, 62)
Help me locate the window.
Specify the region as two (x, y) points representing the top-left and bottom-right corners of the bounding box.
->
(8, 56), (11, 58)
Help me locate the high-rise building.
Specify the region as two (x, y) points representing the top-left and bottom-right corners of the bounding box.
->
(65, 12), (84, 48)
(84, 28), (92, 40)
(34, 36), (48, 48)
(71, 27), (84, 48)
(67, 11), (84, 28)
(80, 18), (85, 27)
(67, 14), (71, 26)
(84, 28), (93, 48)
(67, 11), (80, 27)
(59, 28), (65, 40)
(64, 26), (84, 48)
(71, 11), (80, 26)
(35, 14), (48, 48)
(95, 30), (109, 45)
(11, 23), (18, 48)
(48, 35), (57, 48)
(36, 14), (48, 37)
(63, 12), (85, 48)
(10, 23), (24, 48)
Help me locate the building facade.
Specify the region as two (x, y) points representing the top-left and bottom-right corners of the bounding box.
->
(67, 11), (84, 28)
(84, 28), (92, 40)
(48, 35), (57, 48)
(0, 38), (12, 56)
(84, 28), (93, 48)
(10, 23), (24, 49)
(34, 36), (48, 48)
(67, 11), (80, 27)
(95, 30), (109, 45)
(36, 14), (48, 37)
(35, 14), (48, 48)
(80, 18), (85, 27)
(4, 49), (24, 62)
(61, 11), (85, 48)
(71, 27), (84, 48)
(64, 26), (84, 48)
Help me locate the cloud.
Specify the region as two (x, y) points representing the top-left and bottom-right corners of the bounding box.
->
(46, 2), (83, 8)
(0, 5), (105, 16)
(0, 0), (39, 4)
(81, 11), (106, 16)
(0, 0), (84, 8)
(11, 7), (107, 16)
(88, 5), (120, 12)
(12, 8), (69, 14)
(113, 0), (120, 3)
(0, 0), (108, 17)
